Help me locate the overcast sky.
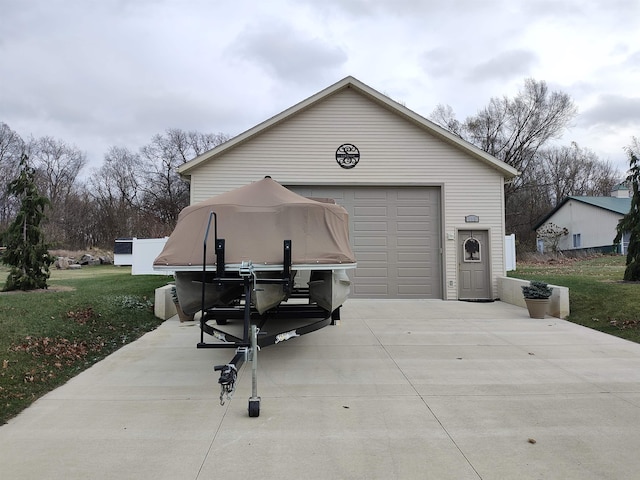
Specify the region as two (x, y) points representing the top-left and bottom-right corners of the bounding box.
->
(2, 0), (639, 174)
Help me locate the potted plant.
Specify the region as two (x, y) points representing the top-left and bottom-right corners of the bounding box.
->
(171, 285), (194, 322)
(521, 280), (553, 318)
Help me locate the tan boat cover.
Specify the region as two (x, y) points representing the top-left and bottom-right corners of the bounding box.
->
(154, 177), (356, 268)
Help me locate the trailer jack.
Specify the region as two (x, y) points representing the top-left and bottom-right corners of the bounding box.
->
(212, 327), (260, 416)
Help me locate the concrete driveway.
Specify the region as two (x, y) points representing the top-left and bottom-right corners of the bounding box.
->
(2, 299), (640, 479)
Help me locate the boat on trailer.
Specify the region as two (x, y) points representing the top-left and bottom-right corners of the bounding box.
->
(153, 177), (356, 416)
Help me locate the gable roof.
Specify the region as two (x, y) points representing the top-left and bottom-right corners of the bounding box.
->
(178, 76), (519, 178)
(534, 196), (632, 230)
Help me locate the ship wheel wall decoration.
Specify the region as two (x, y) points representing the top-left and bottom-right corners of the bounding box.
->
(463, 234), (481, 262)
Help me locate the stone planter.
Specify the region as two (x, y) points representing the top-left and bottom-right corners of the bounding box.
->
(524, 298), (550, 319)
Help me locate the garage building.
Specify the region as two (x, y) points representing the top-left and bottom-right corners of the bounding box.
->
(178, 77), (519, 301)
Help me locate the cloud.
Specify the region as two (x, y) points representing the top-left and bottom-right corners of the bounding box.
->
(1, 0), (639, 175)
(466, 50), (539, 82)
(579, 95), (640, 128)
(421, 48), (459, 78)
(228, 21), (348, 85)
(297, 0), (503, 17)
(623, 50), (640, 70)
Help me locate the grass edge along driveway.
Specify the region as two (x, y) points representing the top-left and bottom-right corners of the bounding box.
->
(508, 255), (640, 344)
(0, 265), (171, 424)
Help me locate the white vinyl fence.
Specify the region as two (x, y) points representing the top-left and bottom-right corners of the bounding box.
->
(114, 237), (171, 275)
(505, 234), (516, 271)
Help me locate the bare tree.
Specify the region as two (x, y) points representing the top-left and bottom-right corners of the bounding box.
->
(2, 123), (230, 250)
(27, 136), (87, 246)
(185, 130), (229, 157)
(87, 130), (230, 248)
(0, 122), (24, 172)
(429, 104), (464, 138)
(430, 78), (579, 250)
(59, 186), (99, 250)
(139, 129), (229, 227)
(30, 136), (86, 206)
(537, 142), (620, 205)
(88, 146), (149, 245)
(94, 146), (142, 210)
(0, 123), (25, 232)
(464, 79), (577, 192)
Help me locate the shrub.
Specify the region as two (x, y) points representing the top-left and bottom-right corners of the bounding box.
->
(522, 280), (553, 299)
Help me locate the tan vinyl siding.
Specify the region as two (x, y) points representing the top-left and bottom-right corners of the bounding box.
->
(186, 87), (508, 300)
(189, 89), (499, 197)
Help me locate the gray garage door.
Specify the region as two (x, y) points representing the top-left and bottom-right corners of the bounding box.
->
(289, 186), (442, 299)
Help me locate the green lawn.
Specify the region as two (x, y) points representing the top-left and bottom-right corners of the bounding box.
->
(509, 255), (640, 343)
(0, 264), (172, 424)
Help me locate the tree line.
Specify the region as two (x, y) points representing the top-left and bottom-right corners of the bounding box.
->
(430, 78), (623, 249)
(0, 125), (229, 250)
(0, 78), (626, 253)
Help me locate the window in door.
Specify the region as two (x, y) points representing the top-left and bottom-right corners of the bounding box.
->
(463, 236), (481, 262)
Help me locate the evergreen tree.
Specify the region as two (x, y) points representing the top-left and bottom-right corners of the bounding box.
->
(2, 154), (54, 291)
(614, 144), (640, 281)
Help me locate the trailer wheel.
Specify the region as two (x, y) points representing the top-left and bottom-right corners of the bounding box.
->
(216, 318), (228, 325)
(248, 397), (260, 417)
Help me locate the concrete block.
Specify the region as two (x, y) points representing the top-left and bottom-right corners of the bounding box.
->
(154, 284), (177, 320)
(497, 276), (570, 319)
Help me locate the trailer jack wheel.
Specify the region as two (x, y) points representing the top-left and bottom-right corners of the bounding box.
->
(248, 396), (261, 417)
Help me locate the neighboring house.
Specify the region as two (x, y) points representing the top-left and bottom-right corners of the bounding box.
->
(534, 185), (632, 254)
(177, 76), (519, 301)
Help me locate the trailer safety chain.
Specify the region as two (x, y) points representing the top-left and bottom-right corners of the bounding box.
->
(215, 364), (237, 405)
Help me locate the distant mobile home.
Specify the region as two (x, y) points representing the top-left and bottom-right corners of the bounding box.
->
(534, 185), (632, 254)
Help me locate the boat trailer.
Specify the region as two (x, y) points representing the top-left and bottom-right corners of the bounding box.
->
(196, 212), (339, 417)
